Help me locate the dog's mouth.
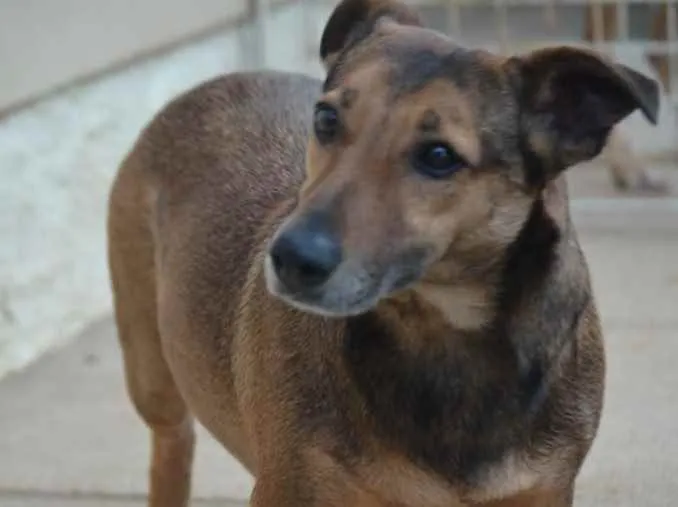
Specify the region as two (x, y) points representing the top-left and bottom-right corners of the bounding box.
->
(264, 248), (429, 317)
(264, 255), (380, 317)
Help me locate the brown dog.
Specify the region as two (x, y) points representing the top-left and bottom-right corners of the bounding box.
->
(107, 1), (660, 505)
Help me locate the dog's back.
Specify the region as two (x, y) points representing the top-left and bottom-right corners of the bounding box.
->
(107, 71), (320, 479)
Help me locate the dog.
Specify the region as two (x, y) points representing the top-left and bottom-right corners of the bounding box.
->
(107, 1), (660, 505)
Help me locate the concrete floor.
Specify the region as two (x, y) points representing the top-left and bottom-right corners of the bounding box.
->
(1, 164), (677, 506)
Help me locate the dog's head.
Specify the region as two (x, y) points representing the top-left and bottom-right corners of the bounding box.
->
(266, 0), (659, 318)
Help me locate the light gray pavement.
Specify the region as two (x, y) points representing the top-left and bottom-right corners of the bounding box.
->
(1, 164), (677, 507)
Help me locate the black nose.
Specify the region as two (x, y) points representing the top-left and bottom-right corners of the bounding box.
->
(270, 216), (342, 290)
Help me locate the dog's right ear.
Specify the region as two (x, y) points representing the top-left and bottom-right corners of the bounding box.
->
(506, 46), (660, 184)
(320, 0), (422, 70)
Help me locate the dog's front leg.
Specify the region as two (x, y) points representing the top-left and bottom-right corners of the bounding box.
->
(250, 472), (386, 507)
(250, 472), (331, 507)
(479, 487), (574, 507)
(250, 478), (307, 507)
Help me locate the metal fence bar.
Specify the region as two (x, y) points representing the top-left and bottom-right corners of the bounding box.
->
(303, 0), (319, 63)
(493, 0), (510, 54)
(591, 0), (605, 51)
(446, 0), (463, 38)
(667, 1), (678, 100)
(239, 0), (270, 70)
(617, 0), (629, 40)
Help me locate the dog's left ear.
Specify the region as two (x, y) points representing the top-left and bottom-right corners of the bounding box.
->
(320, 0), (422, 70)
(507, 46), (660, 181)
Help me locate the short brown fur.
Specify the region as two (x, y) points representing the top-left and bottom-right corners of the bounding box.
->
(107, 1), (660, 505)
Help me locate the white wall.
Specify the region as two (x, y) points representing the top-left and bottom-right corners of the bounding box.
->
(0, 3), (326, 378)
(0, 0), (253, 112)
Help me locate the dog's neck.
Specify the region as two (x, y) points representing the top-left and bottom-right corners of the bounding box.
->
(409, 176), (574, 333)
(362, 179), (587, 396)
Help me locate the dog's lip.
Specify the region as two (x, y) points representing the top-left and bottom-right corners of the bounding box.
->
(381, 246), (430, 292)
(264, 249), (432, 317)
(388, 266), (424, 292)
(275, 295), (374, 318)
(272, 282), (378, 318)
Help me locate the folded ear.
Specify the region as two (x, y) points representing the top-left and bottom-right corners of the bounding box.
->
(508, 46), (660, 182)
(320, 0), (422, 70)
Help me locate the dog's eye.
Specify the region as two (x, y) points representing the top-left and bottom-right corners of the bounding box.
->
(412, 142), (465, 178)
(313, 103), (341, 144)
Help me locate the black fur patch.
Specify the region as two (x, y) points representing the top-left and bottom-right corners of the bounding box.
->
(320, 0), (372, 63)
(343, 309), (538, 482)
(388, 47), (474, 98)
(323, 4), (407, 91)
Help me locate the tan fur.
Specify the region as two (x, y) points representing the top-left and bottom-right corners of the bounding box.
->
(480, 489), (572, 507)
(105, 2), (657, 506)
(305, 446), (465, 507)
(414, 283), (493, 330)
(465, 452), (559, 504)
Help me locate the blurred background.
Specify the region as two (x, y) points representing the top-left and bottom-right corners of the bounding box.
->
(0, 1), (676, 506)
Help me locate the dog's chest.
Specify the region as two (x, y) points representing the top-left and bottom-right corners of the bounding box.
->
(310, 446), (555, 507)
(341, 313), (546, 484)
